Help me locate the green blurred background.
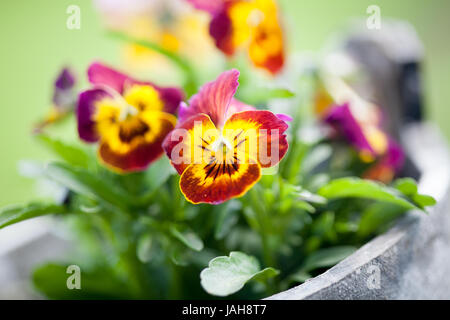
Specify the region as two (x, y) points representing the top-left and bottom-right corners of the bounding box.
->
(1, 0), (449, 206)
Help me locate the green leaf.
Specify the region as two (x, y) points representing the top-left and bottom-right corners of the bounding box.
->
(144, 157), (175, 193)
(240, 86), (294, 105)
(44, 162), (134, 211)
(413, 194), (436, 208)
(302, 246), (357, 272)
(214, 201), (240, 240)
(293, 200), (316, 213)
(0, 203), (66, 229)
(261, 87), (295, 99)
(37, 134), (92, 168)
(108, 31), (198, 96)
(170, 225), (204, 252)
(33, 263), (132, 299)
(289, 270), (312, 283)
(297, 188), (327, 205)
(394, 178), (436, 210)
(200, 251), (279, 297)
(318, 177), (416, 210)
(394, 178), (418, 196)
(357, 202), (405, 238)
(301, 144), (332, 174)
(169, 243), (191, 266)
(136, 234), (153, 263)
(311, 211), (335, 237)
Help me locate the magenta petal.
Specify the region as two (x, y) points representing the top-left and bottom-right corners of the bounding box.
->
(187, 0), (224, 14)
(53, 67), (77, 110)
(227, 98), (255, 113)
(181, 69), (240, 127)
(54, 67), (76, 91)
(276, 113), (293, 122)
(77, 89), (111, 143)
(87, 62), (130, 93)
(88, 62), (183, 115)
(177, 101), (193, 125)
(324, 103), (374, 155)
(209, 9), (234, 55)
(179, 98), (253, 124)
(383, 139), (405, 170)
(157, 86), (184, 115)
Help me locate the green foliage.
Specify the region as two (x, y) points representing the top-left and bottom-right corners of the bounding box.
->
(108, 31), (198, 96)
(394, 178), (437, 210)
(33, 263), (134, 299)
(200, 252), (279, 297)
(43, 162), (135, 211)
(239, 86), (295, 105)
(300, 246), (356, 272)
(318, 177), (421, 210)
(357, 202), (405, 238)
(0, 203), (66, 229)
(36, 134), (93, 169)
(289, 246), (356, 283)
(170, 226), (204, 252)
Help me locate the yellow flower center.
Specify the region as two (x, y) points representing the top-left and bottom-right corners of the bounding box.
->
(94, 84), (172, 154)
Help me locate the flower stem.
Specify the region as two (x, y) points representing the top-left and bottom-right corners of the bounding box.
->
(107, 31), (198, 97)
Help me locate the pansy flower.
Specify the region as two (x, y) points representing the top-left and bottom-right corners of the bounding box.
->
(163, 69), (289, 204)
(34, 67), (77, 133)
(315, 76), (405, 181)
(94, 0), (218, 73)
(362, 139), (405, 183)
(77, 62), (184, 172)
(187, 0), (285, 74)
(324, 103), (389, 163)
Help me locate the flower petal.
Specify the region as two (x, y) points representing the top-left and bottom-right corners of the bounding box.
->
(88, 61), (130, 93)
(324, 103), (375, 157)
(77, 88), (112, 143)
(179, 98), (254, 124)
(98, 112), (176, 172)
(187, 0), (224, 14)
(53, 67), (77, 111)
(158, 87), (185, 115)
(209, 9), (235, 55)
(163, 113), (219, 175)
(54, 67), (76, 91)
(248, 25), (285, 75)
(180, 69), (240, 127)
(88, 62), (183, 114)
(383, 139), (405, 170)
(223, 110), (289, 168)
(180, 162), (261, 204)
(226, 98), (256, 117)
(275, 113), (292, 122)
(226, 0), (285, 74)
(363, 139), (405, 183)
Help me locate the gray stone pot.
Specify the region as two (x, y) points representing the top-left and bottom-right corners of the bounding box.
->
(268, 123), (450, 299)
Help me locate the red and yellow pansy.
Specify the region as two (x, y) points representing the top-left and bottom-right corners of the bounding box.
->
(163, 69), (289, 204)
(77, 62), (184, 173)
(188, 0), (285, 75)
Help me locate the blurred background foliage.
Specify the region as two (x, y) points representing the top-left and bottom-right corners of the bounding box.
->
(1, 0), (449, 206)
